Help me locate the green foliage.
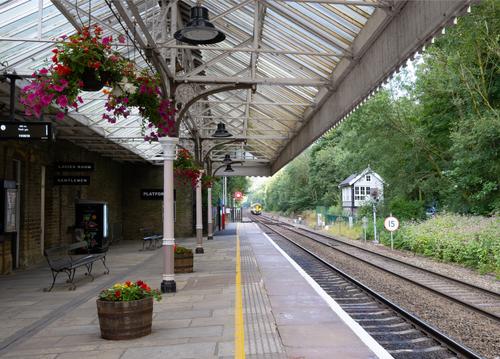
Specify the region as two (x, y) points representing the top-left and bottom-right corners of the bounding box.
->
(174, 245), (192, 255)
(386, 214), (500, 276)
(211, 176), (250, 207)
(388, 197), (426, 221)
(261, 0), (500, 216)
(99, 280), (162, 302)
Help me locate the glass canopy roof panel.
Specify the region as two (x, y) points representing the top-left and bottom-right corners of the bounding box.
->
(0, 0), (382, 164)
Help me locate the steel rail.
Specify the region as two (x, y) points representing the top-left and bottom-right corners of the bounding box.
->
(252, 214), (483, 359)
(279, 216), (500, 297)
(261, 215), (500, 322)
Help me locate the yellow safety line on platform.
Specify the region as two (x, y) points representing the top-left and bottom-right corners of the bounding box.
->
(235, 223), (245, 359)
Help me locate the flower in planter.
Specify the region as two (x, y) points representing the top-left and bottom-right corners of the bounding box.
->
(99, 280), (161, 302)
(174, 245), (193, 255)
(174, 149), (202, 188)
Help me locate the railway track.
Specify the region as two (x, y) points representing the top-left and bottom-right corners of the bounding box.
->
(251, 214), (486, 359)
(259, 214), (500, 322)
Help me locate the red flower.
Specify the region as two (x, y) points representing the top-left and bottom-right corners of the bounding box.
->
(114, 290), (121, 298)
(55, 65), (71, 76)
(136, 280), (144, 286)
(125, 280), (132, 287)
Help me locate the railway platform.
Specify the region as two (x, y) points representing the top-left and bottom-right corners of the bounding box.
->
(0, 222), (391, 358)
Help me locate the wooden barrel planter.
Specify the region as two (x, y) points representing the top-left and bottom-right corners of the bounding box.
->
(96, 297), (153, 340)
(174, 252), (193, 273)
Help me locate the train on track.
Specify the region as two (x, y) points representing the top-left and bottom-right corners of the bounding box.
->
(250, 203), (262, 215)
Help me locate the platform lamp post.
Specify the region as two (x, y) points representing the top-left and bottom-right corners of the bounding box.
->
(159, 136), (179, 293)
(195, 170), (204, 253)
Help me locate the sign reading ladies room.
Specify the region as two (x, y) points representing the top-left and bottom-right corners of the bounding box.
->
(56, 162), (95, 171)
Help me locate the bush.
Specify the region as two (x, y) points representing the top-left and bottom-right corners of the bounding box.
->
(388, 197), (426, 220)
(389, 214), (500, 276)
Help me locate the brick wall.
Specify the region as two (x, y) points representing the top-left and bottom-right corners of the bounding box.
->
(0, 140), (123, 273)
(0, 140), (196, 274)
(122, 164), (195, 240)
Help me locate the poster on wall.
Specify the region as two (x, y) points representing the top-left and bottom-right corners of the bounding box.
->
(4, 189), (17, 232)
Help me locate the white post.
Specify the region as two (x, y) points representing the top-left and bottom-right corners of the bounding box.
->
(159, 136), (179, 293)
(390, 212), (394, 250)
(195, 171), (204, 253)
(372, 203), (378, 244)
(207, 187), (213, 240)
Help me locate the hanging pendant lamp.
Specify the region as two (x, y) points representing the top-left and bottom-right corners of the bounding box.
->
(212, 122), (232, 137)
(224, 164), (234, 172)
(174, 5), (225, 45)
(223, 154), (232, 164)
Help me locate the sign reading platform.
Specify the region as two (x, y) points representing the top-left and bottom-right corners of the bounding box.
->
(54, 176), (90, 185)
(56, 162), (95, 171)
(141, 189), (176, 200)
(0, 121), (51, 140)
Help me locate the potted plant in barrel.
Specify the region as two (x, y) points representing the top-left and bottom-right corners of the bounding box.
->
(97, 280), (161, 340)
(174, 245), (193, 273)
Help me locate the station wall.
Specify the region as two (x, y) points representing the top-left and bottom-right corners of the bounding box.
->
(0, 140), (195, 274)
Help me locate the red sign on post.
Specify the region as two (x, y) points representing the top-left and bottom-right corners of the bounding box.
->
(234, 191), (243, 200)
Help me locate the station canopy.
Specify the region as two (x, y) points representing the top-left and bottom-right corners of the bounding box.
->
(0, 0), (472, 176)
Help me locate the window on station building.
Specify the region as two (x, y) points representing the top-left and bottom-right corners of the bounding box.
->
(366, 175), (371, 181)
(355, 186), (371, 201)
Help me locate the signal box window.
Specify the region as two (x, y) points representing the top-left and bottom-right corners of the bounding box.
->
(366, 175), (371, 181)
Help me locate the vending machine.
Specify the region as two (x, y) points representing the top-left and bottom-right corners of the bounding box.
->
(75, 200), (109, 253)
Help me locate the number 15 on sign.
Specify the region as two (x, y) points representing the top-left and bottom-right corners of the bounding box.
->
(384, 214), (399, 250)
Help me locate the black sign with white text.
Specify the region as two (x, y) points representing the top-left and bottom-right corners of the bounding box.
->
(141, 189), (163, 200)
(141, 189), (176, 200)
(54, 176), (90, 185)
(0, 121), (51, 140)
(56, 162), (95, 171)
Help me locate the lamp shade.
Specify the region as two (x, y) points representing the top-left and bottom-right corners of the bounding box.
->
(224, 164), (234, 172)
(223, 154), (232, 164)
(212, 122), (232, 137)
(174, 6), (226, 45)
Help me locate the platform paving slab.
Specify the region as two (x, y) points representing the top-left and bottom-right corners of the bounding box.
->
(0, 222), (390, 359)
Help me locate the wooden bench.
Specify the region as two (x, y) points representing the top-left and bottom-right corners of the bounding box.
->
(43, 241), (110, 291)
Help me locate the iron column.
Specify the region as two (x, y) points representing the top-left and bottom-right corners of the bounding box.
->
(159, 136), (178, 293)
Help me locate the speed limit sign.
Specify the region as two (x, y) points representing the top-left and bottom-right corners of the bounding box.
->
(384, 216), (399, 232)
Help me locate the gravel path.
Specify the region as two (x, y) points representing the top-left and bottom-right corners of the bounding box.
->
(270, 213), (500, 294)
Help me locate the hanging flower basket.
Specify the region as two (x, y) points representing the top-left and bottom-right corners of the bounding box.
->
(201, 174), (214, 189)
(81, 67), (104, 91)
(19, 25), (176, 141)
(174, 149), (201, 188)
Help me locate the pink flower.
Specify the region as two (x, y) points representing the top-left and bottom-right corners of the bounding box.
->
(56, 95), (68, 108)
(39, 68), (49, 75)
(33, 104), (42, 118)
(118, 35), (126, 44)
(52, 84), (65, 92)
(102, 36), (112, 46)
(55, 112), (65, 121)
(40, 94), (54, 106)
